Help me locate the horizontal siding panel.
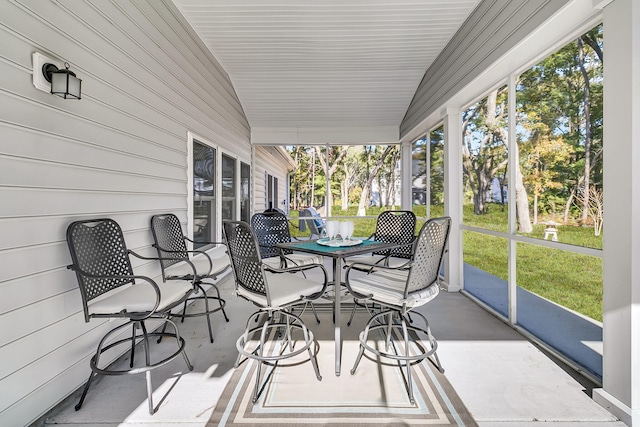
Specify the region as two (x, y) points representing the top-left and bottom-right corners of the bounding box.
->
(0, 62), (183, 153)
(0, 91), (184, 167)
(0, 311), (94, 381)
(0, 188), (185, 218)
(0, 316), (142, 411)
(0, 227), (158, 284)
(0, 263), (164, 348)
(95, 0), (247, 125)
(0, 289), (82, 348)
(0, 156), (185, 195)
(0, 318), (144, 421)
(0, 242), (70, 284)
(0, 124), (186, 183)
(4, 0), (249, 144)
(0, 269), (76, 316)
(0, 0), (248, 424)
(0, 210), (187, 251)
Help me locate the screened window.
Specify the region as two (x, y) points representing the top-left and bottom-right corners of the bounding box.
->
(192, 139), (216, 248)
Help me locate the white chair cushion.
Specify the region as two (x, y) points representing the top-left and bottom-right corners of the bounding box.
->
(282, 253), (323, 267)
(348, 268), (439, 308)
(261, 257), (282, 269)
(261, 253), (323, 269)
(164, 246), (229, 277)
(236, 271), (324, 309)
(345, 255), (410, 269)
(88, 278), (193, 316)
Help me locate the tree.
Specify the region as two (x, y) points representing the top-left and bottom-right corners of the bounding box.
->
(357, 145), (394, 216)
(314, 146), (348, 214)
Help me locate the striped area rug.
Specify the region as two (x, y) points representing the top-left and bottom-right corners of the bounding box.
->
(208, 311), (476, 426)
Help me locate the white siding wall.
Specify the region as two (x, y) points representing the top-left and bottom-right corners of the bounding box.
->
(254, 147), (293, 214)
(0, 0), (250, 425)
(401, 0), (565, 138)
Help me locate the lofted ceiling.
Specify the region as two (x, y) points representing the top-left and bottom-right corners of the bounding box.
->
(173, 0), (481, 131)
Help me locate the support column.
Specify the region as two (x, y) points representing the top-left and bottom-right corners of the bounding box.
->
(593, 0), (640, 425)
(401, 139), (413, 211)
(443, 108), (462, 292)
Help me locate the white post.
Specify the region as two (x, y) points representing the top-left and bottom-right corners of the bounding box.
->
(443, 108), (462, 292)
(593, 0), (640, 425)
(401, 139), (413, 211)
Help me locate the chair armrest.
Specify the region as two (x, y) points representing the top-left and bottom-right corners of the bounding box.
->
(344, 260), (413, 300)
(128, 249), (199, 285)
(66, 265), (162, 319)
(262, 262), (329, 300)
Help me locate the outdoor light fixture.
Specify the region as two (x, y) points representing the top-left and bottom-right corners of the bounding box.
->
(42, 61), (81, 99)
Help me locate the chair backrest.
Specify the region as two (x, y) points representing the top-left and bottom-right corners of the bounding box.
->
(150, 213), (189, 275)
(251, 211), (293, 258)
(222, 220), (268, 299)
(299, 207), (324, 238)
(66, 218), (135, 322)
(405, 216), (451, 296)
(372, 210), (417, 258)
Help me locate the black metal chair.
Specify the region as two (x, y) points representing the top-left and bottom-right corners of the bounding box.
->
(251, 211), (323, 268)
(344, 216), (451, 404)
(345, 210), (417, 268)
(222, 220), (327, 403)
(252, 210), (323, 322)
(66, 218), (194, 415)
(344, 210), (417, 324)
(150, 213), (229, 343)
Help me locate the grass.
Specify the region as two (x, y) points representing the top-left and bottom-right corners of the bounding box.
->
(289, 203), (604, 322)
(460, 203), (603, 322)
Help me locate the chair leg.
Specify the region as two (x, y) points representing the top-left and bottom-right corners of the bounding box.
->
(310, 302), (320, 324)
(253, 318), (271, 403)
(401, 317), (415, 404)
(209, 283), (230, 322)
(146, 370), (155, 415)
(139, 321), (157, 415)
(74, 371), (95, 411)
(351, 312), (379, 375)
(76, 321), (134, 411)
(198, 283), (215, 343)
(301, 319), (322, 381)
(130, 323), (137, 368)
(347, 299), (358, 326)
(165, 317), (194, 371)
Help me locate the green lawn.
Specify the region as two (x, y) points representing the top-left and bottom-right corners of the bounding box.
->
(288, 203), (603, 322)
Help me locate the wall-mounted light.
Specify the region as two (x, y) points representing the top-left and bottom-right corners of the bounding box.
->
(42, 62), (81, 99)
(32, 52), (81, 100)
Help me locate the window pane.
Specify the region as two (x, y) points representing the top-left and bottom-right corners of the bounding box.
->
(222, 154), (236, 220)
(241, 162), (251, 222)
(516, 24), (603, 249)
(429, 126), (445, 218)
(516, 241), (602, 377)
(411, 135), (427, 219)
(463, 230), (509, 318)
(462, 86), (509, 232)
(193, 140), (216, 247)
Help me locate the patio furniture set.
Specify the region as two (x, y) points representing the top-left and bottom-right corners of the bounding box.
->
(65, 210), (451, 413)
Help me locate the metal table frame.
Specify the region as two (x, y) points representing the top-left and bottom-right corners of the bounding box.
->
(275, 238), (401, 376)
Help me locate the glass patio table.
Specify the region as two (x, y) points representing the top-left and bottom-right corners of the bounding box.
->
(274, 238), (402, 376)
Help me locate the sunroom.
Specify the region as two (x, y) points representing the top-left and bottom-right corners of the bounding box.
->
(1, 0), (638, 426)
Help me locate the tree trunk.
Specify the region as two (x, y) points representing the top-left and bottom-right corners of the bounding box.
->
(357, 146), (394, 216)
(578, 37), (592, 224)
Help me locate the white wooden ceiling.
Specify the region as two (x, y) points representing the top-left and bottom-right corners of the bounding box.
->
(173, 0), (481, 130)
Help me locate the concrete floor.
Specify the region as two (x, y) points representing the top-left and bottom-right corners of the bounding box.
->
(35, 265), (625, 427)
